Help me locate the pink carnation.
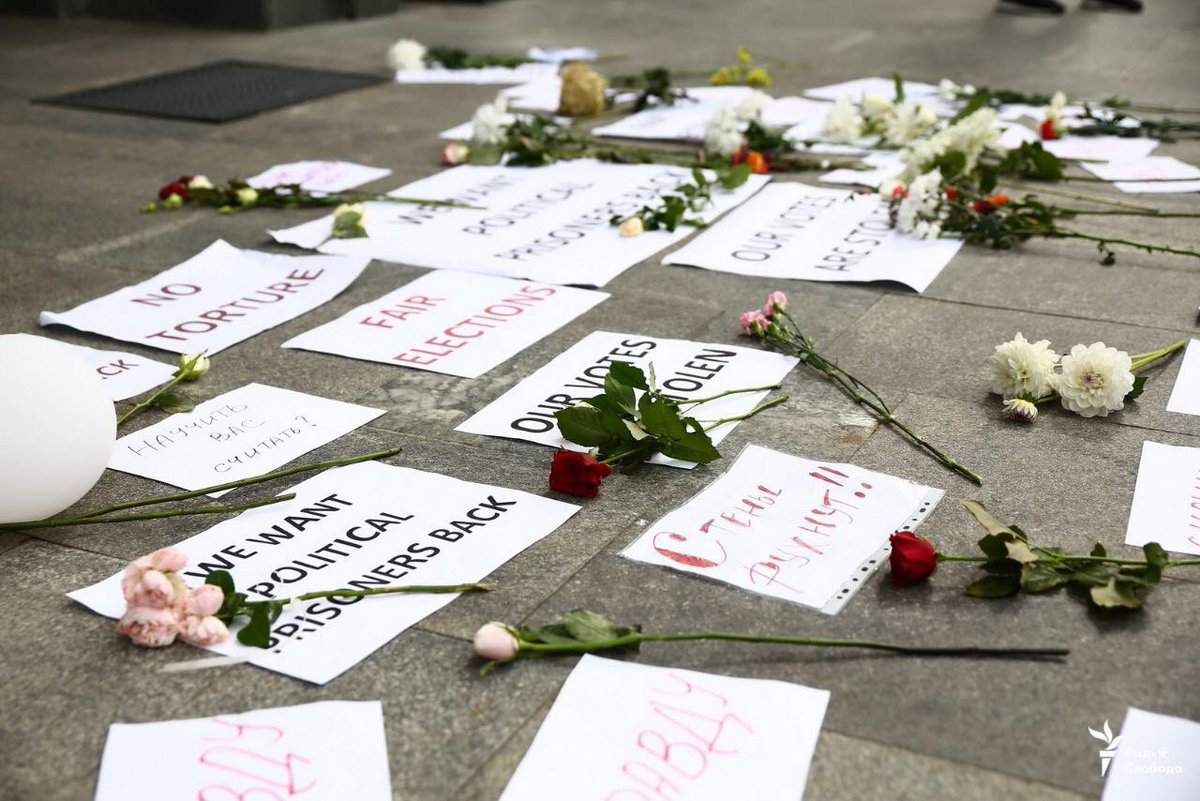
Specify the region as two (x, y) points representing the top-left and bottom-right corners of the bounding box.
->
(180, 615), (230, 647)
(124, 569), (178, 610)
(117, 606), (181, 648)
(185, 584), (224, 617)
(762, 291), (788, 317)
(739, 310), (769, 337)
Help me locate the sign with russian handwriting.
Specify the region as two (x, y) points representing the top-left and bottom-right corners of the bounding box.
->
(283, 271), (607, 378)
(663, 183), (961, 292)
(246, 160), (391, 192)
(622, 445), (943, 610)
(108, 383), (384, 496)
(1101, 708), (1200, 801)
(1166, 340), (1200, 417)
(94, 701), (391, 801)
(70, 461), (579, 684)
(1124, 441), (1200, 557)
(456, 332), (798, 467)
(269, 161), (770, 287)
(40, 241), (369, 355)
(499, 655), (829, 801)
(46, 339), (176, 402)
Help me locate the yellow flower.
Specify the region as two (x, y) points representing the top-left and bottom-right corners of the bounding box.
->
(738, 46), (753, 65)
(709, 65), (740, 86)
(746, 67), (772, 88)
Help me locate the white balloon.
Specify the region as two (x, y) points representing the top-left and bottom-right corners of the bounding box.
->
(0, 335), (116, 524)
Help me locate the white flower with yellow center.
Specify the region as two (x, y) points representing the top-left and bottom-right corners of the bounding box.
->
(989, 333), (1059, 399)
(1052, 342), (1134, 418)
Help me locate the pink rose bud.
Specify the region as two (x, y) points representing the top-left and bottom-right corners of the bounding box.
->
(117, 606), (182, 648)
(180, 615), (230, 647)
(441, 141), (471, 166)
(473, 622), (519, 661)
(762, 291), (788, 316)
(185, 584), (224, 617)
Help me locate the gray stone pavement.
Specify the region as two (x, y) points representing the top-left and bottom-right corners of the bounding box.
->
(1, 1), (1198, 799)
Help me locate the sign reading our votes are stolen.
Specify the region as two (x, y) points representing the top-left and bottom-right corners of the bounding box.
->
(283, 271), (607, 378)
(39, 240), (369, 355)
(70, 461), (580, 684)
(664, 183), (962, 293)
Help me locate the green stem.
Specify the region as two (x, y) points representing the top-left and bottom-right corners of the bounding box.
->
(1005, 183), (1160, 212)
(2, 494), (295, 531)
(1018, 226), (1200, 259)
(516, 631), (1068, 659)
(938, 552), (1200, 568)
(1056, 209), (1200, 219)
(675, 384), (782, 406)
(118, 373), (188, 425)
(291, 582), (493, 603)
(700, 395), (788, 430)
(1130, 339), (1187, 371)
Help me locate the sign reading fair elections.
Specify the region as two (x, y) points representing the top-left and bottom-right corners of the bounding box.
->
(664, 183), (962, 292)
(270, 161), (769, 287)
(70, 461), (580, 684)
(40, 240), (369, 355)
(457, 332), (797, 467)
(284, 270), (607, 378)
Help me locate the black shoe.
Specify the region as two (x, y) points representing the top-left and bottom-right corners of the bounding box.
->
(996, 0), (1066, 15)
(1082, 0), (1143, 11)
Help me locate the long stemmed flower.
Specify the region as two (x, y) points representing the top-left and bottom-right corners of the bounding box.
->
(470, 609), (1067, 672)
(0, 447), (404, 531)
(118, 352), (209, 426)
(741, 292), (982, 485)
(141, 175), (477, 214)
(889, 501), (1200, 609)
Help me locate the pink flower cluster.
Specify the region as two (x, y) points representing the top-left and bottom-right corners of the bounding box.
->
(117, 547), (230, 649)
(738, 290), (788, 337)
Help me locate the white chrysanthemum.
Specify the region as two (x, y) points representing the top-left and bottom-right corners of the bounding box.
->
(824, 97), (864, 142)
(862, 95), (894, 121)
(884, 101), (939, 146)
(1052, 342), (1134, 418)
(704, 105), (744, 156)
(938, 78), (960, 99)
(894, 168), (942, 234)
(989, 333), (1059, 399)
(470, 96), (509, 145)
(899, 107), (998, 183)
(911, 219), (942, 240)
(386, 39), (427, 72)
(736, 90), (769, 122)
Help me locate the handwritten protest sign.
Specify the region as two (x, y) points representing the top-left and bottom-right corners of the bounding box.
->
(283, 271), (607, 377)
(108, 383), (384, 496)
(1124, 441), (1200, 557)
(499, 655), (829, 801)
(70, 461), (579, 683)
(1042, 136), (1158, 163)
(664, 183), (961, 292)
(1166, 340), (1200, 417)
(40, 241), (369, 355)
(246, 160), (391, 193)
(270, 161), (769, 287)
(95, 701), (391, 801)
(1081, 156), (1200, 194)
(456, 332), (797, 467)
(41, 339), (176, 401)
(622, 445), (943, 611)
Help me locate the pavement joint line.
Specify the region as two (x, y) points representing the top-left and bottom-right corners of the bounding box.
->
(829, 30), (877, 53)
(21, 534), (131, 564)
(56, 213), (207, 264)
(451, 692), (561, 798)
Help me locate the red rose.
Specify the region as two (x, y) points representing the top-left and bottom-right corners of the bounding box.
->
(945, 187), (958, 201)
(972, 200), (996, 215)
(158, 181), (190, 200)
(549, 451), (612, 498)
(745, 150), (769, 175)
(1040, 119), (1058, 141)
(888, 531), (938, 587)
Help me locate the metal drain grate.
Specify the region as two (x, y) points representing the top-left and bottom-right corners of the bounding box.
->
(37, 60), (386, 123)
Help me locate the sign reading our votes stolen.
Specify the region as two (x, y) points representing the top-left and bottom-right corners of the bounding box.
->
(283, 271), (607, 378)
(664, 183), (962, 293)
(39, 240), (369, 355)
(70, 461), (580, 684)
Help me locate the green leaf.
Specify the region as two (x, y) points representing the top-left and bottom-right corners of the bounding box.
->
(154, 391), (194, 414)
(659, 430), (722, 464)
(237, 603), (274, 648)
(623, 420), (651, 440)
(981, 559), (1022, 575)
(604, 369), (637, 415)
(638, 394), (687, 440)
(562, 609), (622, 643)
(965, 574), (1021, 598)
(1067, 563), (1112, 586)
(1090, 542), (1107, 558)
(609, 361), (649, 390)
(717, 162), (752, 189)
(891, 71), (905, 103)
(205, 570), (235, 594)
(556, 405), (616, 448)
(1021, 564), (1070, 593)
(977, 533), (1011, 561)
(1004, 540), (1039, 565)
(1125, 375), (1148, 402)
(1089, 577), (1142, 609)
(1143, 542), (1168, 569)
(517, 624), (578, 645)
(961, 500), (1021, 540)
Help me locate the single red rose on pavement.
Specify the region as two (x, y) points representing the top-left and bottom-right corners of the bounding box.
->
(1040, 119), (1058, 140)
(549, 451), (612, 498)
(889, 531), (938, 587)
(158, 178), (191, 200)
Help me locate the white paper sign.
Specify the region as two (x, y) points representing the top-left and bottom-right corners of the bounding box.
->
(819, 151), (904, 188)
(803, 76), (940, 103)
(283, 271), (607, 378)
(40, 241), (369, 355)
(270, 161), (769, 288)
(1041, 135), (1158, 163)
(70, 461), (579, 683)
(94, 701), (390, 801)
(500, 655), (829, 801)
(108, 383), (384, 496)
(664, 183), (961, 292)
(457, 332), (797, 467)
(1081, 157), (1200, 194)
(1166, 340), (1200, 417)
(1101, 708), (1200, 801)
(246, 160), (392, 193)
(622, 444), (942, 611)
(42, 339), (177, 402)
(394, 62), (559, 85)
(1124, 441), (1200, 557)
